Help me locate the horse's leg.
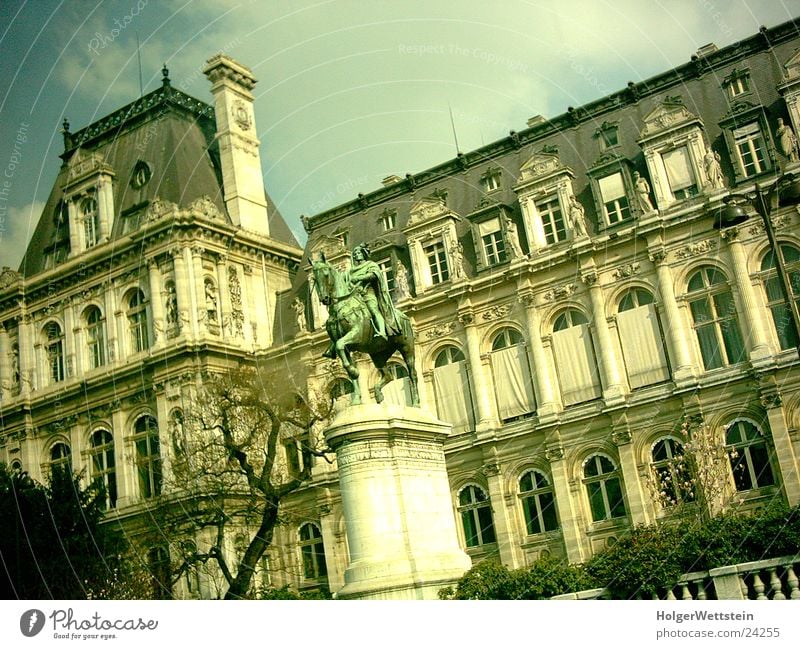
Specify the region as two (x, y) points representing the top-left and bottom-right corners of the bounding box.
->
(399, 342), (420, 407)
(336, 330), (362, 405)
(373, 363), (391, 404)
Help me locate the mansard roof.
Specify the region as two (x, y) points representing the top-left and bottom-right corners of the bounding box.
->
(18, 79), (297, 277)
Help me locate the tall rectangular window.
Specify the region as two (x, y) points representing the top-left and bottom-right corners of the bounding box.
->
(478, 218), (506, 266)
(377, 257), (395, 293)
(733, 123), (768, 177)
(598, 172), (630, 224)
(662, 147), (698, 200)
(536, 197), (566, 245)
(424, 241), (449, 285)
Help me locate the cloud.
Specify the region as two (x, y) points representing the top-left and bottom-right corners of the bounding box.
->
(0, 200), (44, 271)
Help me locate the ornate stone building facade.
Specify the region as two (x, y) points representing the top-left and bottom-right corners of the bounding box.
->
(3, 22), (800, 598)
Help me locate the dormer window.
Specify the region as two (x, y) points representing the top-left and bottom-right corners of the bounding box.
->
(378, 208), (397, 231)
(596, 122), (620, 151)
(662, 146), (699, 199)
(723, 69), (751, 99)
(131, 161), (151, 189)
(732, 122), (768, 177)
(82, 197), (99, 248)
(377, 257), (396, 293)
(480, 167), (502, 193)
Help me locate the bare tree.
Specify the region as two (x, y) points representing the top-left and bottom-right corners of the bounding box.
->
(166, 364), (333, 599)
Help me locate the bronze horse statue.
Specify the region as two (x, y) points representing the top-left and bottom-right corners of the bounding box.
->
(311, 254), (419, 407)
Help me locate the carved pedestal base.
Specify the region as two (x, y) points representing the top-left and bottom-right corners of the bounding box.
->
(325, 403), (472, 600)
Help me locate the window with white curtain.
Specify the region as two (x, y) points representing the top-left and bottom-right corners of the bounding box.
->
(616, 289), (670, 388)
(662, 147), (698, 200)
(551, 309), (602, 405)
(433, 346), (475, 432)
(490, 327), (535, 420)
(379, 363), (412, 406)
(598, 172), (631, 224)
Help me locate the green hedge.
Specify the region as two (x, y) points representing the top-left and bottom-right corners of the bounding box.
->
(440, 504), (800, 599)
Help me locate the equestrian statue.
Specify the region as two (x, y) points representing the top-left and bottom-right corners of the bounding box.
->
(312, 244), (420, 407)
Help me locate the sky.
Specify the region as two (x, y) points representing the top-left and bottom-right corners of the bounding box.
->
(0, 0), (797, 269)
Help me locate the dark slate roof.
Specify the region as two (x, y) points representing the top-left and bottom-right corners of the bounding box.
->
(19, 81), (298, 276)
(269, 18), (800, 346)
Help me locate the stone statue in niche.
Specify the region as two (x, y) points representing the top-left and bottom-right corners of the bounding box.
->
(204, 280), (218, 324)
(704, 147), (725, 189)
(633, 171), (655, 213)
(395, 259), (411, 299)
(776, 118), (800, 162)
(450, 241), (465, 279)
(292, 297), (307, 333)
(567, 196), (588, 238)
(165, 283), (179, 328)
(504, 216), (523, 258)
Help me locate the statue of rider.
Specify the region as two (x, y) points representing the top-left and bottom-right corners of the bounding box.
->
(347, 243), (400, 340)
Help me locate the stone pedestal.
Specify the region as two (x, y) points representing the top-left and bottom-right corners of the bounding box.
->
(325, 403), (472, 600)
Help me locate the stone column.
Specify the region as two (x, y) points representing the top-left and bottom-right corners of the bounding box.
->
(215, 255), (232, 336)
(520, 291), (559, 420)
(582, 270), (625, 404)
(0, 324), (10, 398)
(176, 247), (198, 338)
(69, 298), (83, 377)
(317, 501), (345, 593)
(63, 303), (76, 379)
(546, 445), (585, 564)
(458, 310), (497, 429)
(147, 260), (165, 347)
(722, 227), (772, 362)
(649, 247), (695, 385)
(326, 404), (472, 600)
(103, 282), (119, 363)
(613, 429), (649, 526)
(761, 392), (800, 507)
(112, 402), (136, 507)
(483, 459), (518, 567)
(421, 369), (437, 416)
(192, 246), (208, 333)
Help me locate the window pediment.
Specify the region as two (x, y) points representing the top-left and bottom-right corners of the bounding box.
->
(784, 49), (800, 80)
(517, 150), (570, 185)
(308, 234), (349, 266)
(639, 97), (702, 141)
(62, 149), (115, 192)
(405, 194), (459, 230)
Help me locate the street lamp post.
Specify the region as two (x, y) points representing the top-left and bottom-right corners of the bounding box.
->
(716, 172), (800, 357)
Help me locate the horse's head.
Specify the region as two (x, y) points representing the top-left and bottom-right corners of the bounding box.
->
(311, 255), (335, 306)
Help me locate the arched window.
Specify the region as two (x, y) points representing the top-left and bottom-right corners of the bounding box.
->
(616, 288), (670, 388)
(134, 415), (161, 499)
(85, 306), (106, 369)
(298, 523), (328, 580)
(44, 322), (65, 383)
(90, 429), (117, 510)
(583, 454), (626, 522)
(433, 346), (475, 432)
(551, 309), (601, 405)
(686, 267), (745, 370)
(760, 244), (800, 351)
(331, 378), (354, 400)
(379, 363), (413, 406)
(651, 437), (693, 507)
(457, 484), (496, 548)
(725, 420), (775, 492)
(519, 470), (558, 535)
(490, 328), (535, 420)
(82, 197), (100, 248)
(128, 289), (150, 353)
(50, 442), (72, 477)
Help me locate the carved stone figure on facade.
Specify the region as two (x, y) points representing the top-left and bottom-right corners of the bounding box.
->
(292, 296), (307, 333)
(776, 118), (800, 162)
(204, 280), (218, 323)
(633, 171), (655, 213)
(504, 216), (523, 258)
(165, 282), (179, 329)
(567, 196), (588, 238)
(704, 147), (726, 189)
(171, 410), (186, 457)
(395, 259), (411, 299)
(450, 241), (465, 279)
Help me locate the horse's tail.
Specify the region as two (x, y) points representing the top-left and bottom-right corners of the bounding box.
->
(396, 310), (415, 347)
